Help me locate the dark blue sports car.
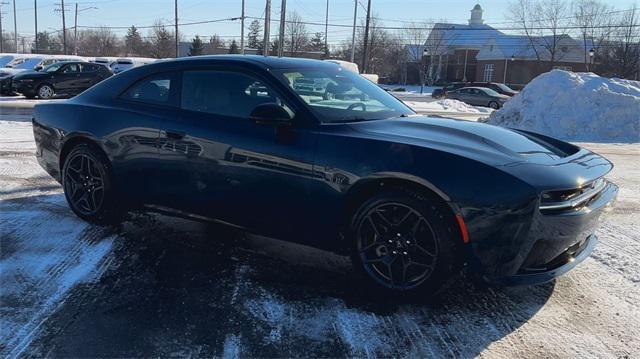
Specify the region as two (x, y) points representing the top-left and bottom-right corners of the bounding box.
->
(32, 55), (618, 294)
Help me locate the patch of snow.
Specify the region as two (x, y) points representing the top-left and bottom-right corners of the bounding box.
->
(406, 99), (493, 114)
(488, 70), (640, 143)
(221, 334), (242, 359)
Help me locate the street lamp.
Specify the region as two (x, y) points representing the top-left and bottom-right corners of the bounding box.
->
(588, 48), (595, 72)
(421, 48), (428, 94)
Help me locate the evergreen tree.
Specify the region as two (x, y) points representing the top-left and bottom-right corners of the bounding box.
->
(228, 40), (240, 54)
(247, 19), (263, 54)
(189, 35), (204, 56)
(124, 25), (143, 55)
(308, 32), (325, 53)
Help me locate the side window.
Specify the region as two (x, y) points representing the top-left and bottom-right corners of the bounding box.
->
(62, 64), (80, 73)
(82, 64), (99, 72)
(122, 73), (175, 105)
(181, 70), (287, 118)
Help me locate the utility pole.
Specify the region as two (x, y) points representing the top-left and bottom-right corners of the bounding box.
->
(361, 0), (371, 73)
(73, 3), (77, 55)
(263, 0), (271, 56)
(324, 0), (328, 56)
(34, 0), (37, 52)
(12, 0), (17, 53)
(174, 0), (178, 57)
(0, 2), (5, 53)
(277, 0), (285, 57)
(61, 0), (67, 54)
(240, 0), (245, 54)
(350, 0), (357, 63)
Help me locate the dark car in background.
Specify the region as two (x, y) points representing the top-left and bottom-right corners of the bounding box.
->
(12, 61), (112, 99)
(32, 55), (617, 294)
(432, 82), (518, 99)
(446, 86), (510, 109)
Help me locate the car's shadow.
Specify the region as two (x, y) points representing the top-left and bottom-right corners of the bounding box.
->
(3, 193), (555, 357)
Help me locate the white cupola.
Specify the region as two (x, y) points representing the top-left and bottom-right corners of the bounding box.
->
(469, 3), (484, 26)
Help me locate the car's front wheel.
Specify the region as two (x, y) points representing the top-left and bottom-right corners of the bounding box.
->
(488, 101), (500, 109)
(62, 144), (123, 224)
(350, 189), (457, 295)
(37, 84), (55, 99)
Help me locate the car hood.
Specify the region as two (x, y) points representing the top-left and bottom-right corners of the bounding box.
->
(0, 68), (27, 77)
(348, 116), (581, 167)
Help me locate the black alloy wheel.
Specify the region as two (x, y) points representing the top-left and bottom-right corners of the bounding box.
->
(351, 190), (457, 294)
(62, 144), (122, 224)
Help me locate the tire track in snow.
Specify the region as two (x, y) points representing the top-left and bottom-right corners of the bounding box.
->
(0, 197), (115, 358)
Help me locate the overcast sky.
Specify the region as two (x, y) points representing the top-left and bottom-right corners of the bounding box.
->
(3, 0), (639, 46)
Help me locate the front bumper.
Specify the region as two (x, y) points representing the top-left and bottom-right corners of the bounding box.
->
(11, 80), (36, 96)
(475, 180), (618, 286)
(0, 77), (13, 95)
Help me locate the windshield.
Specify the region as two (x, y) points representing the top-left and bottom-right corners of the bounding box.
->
(43, 62), (65, 72)
(0, 56), (16, 67)
(6, 57), (43, 69)
(275, 68), (414, 123)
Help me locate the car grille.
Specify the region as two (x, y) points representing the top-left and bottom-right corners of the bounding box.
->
(539, 177), (607, 213)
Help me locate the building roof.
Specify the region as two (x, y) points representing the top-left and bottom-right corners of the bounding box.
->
(476, 34), (591, 62)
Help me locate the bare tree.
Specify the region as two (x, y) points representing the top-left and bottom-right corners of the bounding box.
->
(424, 22), (449, 84)
(571, 0), (614, 71)
(404, 21), (431, 86)
(285, 11), (309, 57)
(150, 21), (174, 58)
(610, 6), (640, 78)
(509, 0), (543, 63)
(209, 34), (226, 50)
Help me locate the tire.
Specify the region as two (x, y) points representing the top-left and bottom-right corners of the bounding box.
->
(62, 143), (123, 224)
(37, 84), (55, 99)
(349, 188), (457, 296)
(488, 101), (500, 109)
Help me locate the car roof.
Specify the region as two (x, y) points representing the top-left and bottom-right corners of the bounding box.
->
(169, 55), (339, 70)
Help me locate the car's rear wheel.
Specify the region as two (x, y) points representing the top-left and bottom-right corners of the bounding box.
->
(62, 144), (123, 224)
(350, 189), (457, 295)
(37, 84), (55, 99)
(489, 101), (500, 109)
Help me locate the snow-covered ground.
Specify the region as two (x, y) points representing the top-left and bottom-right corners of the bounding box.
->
(1, 114), (639, 356)
(489, 71), (640, 143)
(406, 99), (493, 115)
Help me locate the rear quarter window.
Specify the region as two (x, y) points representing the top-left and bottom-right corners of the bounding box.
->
(121, 72), (177, 105)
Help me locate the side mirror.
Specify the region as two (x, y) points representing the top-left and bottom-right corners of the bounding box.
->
(34, 65), (43, 71)
(250, 103), (294, 126)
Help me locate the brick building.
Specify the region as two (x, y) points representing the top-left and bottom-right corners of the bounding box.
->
(411, 3), (589, 87)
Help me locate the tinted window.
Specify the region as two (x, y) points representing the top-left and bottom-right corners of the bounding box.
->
(181, 70), (287, 118)
(62, 64), (81, 73)
(122, 73), (174, 104)
(82, 64), (100, 72)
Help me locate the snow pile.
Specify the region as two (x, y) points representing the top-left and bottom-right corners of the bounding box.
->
(407, 99), (493, 114)
(488, 70), (640, 143)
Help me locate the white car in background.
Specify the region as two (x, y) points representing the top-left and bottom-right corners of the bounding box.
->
(323, 59), (379, 83)
(111, 57), (156, 73)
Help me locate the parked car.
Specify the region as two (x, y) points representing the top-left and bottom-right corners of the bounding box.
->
(432, 82), (518, 99)
(12, 61), (112, 99)
(445, 86), (510, 109)
(1, 55), (86, 95)
(110, 57), (155, 73)
(33, 55), (617, 294)
(431, 82), (468, 99)
(472, 82), (518, 97)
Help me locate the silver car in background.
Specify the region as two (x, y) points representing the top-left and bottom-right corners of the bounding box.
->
(446, 86), (510, 109)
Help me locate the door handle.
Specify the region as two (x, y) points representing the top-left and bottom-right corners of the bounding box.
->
(165, 130), (186, 139)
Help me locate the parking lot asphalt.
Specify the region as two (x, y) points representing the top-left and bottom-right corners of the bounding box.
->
(1, 102), (639, 357)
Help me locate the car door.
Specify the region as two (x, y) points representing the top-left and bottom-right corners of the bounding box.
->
(54, 63), (81, 93)
(157, 68), (317, 241)
(468, 88), (483, 105)
(76, 63), (100, 92)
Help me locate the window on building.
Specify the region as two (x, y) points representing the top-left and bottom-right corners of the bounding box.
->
(483, 63), (494, 82)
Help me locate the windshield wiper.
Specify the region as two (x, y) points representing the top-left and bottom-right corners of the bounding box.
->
(330, 117), (372, 124)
